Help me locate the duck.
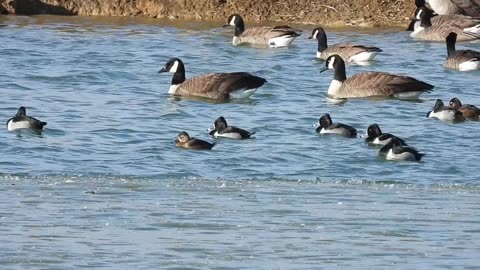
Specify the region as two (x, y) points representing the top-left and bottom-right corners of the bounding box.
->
(307, 26), (382, 62)
(314, 113), (357, 138)
(175, 131), (215, 150)
(443, 32), (480, 71)
(319, 54), (434, 99)
(365, 124), (407, 146)
(426, 0), (480, 17)
(406, 0), (480, 31)
(427, 99), (465, 122)
(6, 106), (47, 131)
(208, 116), (255, 139)
(449, 97), (480, 119)
(411, 7), (480, 42)
(159, 58), (266, 100)
(379, 137), (424, 161)
(223, 14), (301, 48)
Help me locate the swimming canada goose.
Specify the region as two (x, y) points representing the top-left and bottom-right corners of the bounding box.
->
(159, 58), (266, 100)
(449, 97), (480, 119)
(314, 113), (357, 138)
(365, 124), (407, 146)
(407, 4), (480, 31)
(411, 7), (480, 41)
(223, 14), (301, 47)
(426, 0), (480, 17)
(175, 131), (216, 150)
(444, 32), (480, 71)
(6, 106), (47, 131)
(379, 137), (424, 161)
(208, 116), (255, 139)
(427, 99), (466, 122)
(307, 27), (382, 62)
(319, 54), (434, 99)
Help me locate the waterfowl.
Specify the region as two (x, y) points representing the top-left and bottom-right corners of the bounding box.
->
(426, 0), (480, 17)
(427, 99), (465, 122)
(365, 124), (406, 146)
(449, 97), (480, 119)
(175, 131), (215, 150)
(208, 116), (255, 139)
(6, 106), (47, 131)
(407, 6), (480, 31)
(379, 137), (424, 161)
(223, 14), (301, 47)
(444, 32), (480, 71)
(159, 58), (266, 100)
(308, 27), (382, 62)
(411, 7), (480, 41)
(314, 113), (357, 138)
(320, 54), (434, 99)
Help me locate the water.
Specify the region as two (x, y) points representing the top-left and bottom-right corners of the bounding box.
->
(0, 15), (479, 269)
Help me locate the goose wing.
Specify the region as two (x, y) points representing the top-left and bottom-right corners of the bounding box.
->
(449, 49), (480, 61)
(338, 72), (433, 98)
(241, 26), (300, 41)
(177, 73), (266, 100)
(432, 14), (480, 28)
(418, 25), (480, 41)
(451, 0), (480, 17)
(325, 43), (382, 60)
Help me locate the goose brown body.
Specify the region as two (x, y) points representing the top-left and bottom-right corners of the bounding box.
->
(159, 58), (266, 100)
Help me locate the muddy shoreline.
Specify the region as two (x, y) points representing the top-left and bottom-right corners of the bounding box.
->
(1, 0), (414, 27)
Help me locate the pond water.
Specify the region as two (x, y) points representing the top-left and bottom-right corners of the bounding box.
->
(0, 15), (479, 269)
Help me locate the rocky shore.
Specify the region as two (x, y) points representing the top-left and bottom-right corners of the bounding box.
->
(1, 0), (414, 27)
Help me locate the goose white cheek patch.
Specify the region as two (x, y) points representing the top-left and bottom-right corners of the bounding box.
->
(169, 60), (179, 73)
(328, 57), (336, 69)
(230, 16), (236, 26)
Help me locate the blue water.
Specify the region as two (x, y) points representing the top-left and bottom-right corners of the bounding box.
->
(0, 15), (479, 269)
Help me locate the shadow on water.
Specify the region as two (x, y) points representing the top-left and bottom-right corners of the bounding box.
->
(168, 95), (259, 105)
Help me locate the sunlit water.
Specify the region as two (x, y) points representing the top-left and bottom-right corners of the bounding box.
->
(0, 15), (479, 269)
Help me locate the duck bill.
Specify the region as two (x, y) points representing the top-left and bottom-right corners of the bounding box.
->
(222, 24), (230, 28)
(307, 36), (313, 39)
(319, 67), (328, 73)
(158, 68), (168, 73)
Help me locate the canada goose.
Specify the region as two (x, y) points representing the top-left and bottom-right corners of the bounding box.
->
(223, 14), (301, 47)
(427, 99), (465, 122)
(319, 54), (434, 99)
(175, 131), (215, 150)
(449, 97), (480, 119)
(6, 106), (47, 131)
(307, 27), (382, 62)
(379, 137), (424, 161)
(365, 124), (407, 146)
(444, 32), (480, 70)
(159, 58), (266, 100)
(208, 116), (255, 139)
(426, 0), (480, 17)
(314, 113), (357, 138)
(411, 7), (480, 41)
(407, 4), (480, 31)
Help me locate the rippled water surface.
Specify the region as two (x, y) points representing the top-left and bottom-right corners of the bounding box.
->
(1, 15), (479, 269)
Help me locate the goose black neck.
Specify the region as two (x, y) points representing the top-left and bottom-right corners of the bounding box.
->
(317, 32), (328, 52)
(171, 64), (186, 85)
(333, 59), (347, 82)
(446, 35), (456, 56)
(234, 19), (245, 36)
(420, 13), (432, 28)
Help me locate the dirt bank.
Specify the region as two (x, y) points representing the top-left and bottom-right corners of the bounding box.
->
(1, 0), (415, 27)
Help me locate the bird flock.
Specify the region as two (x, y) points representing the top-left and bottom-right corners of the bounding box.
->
(6, 0), (480, 163)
